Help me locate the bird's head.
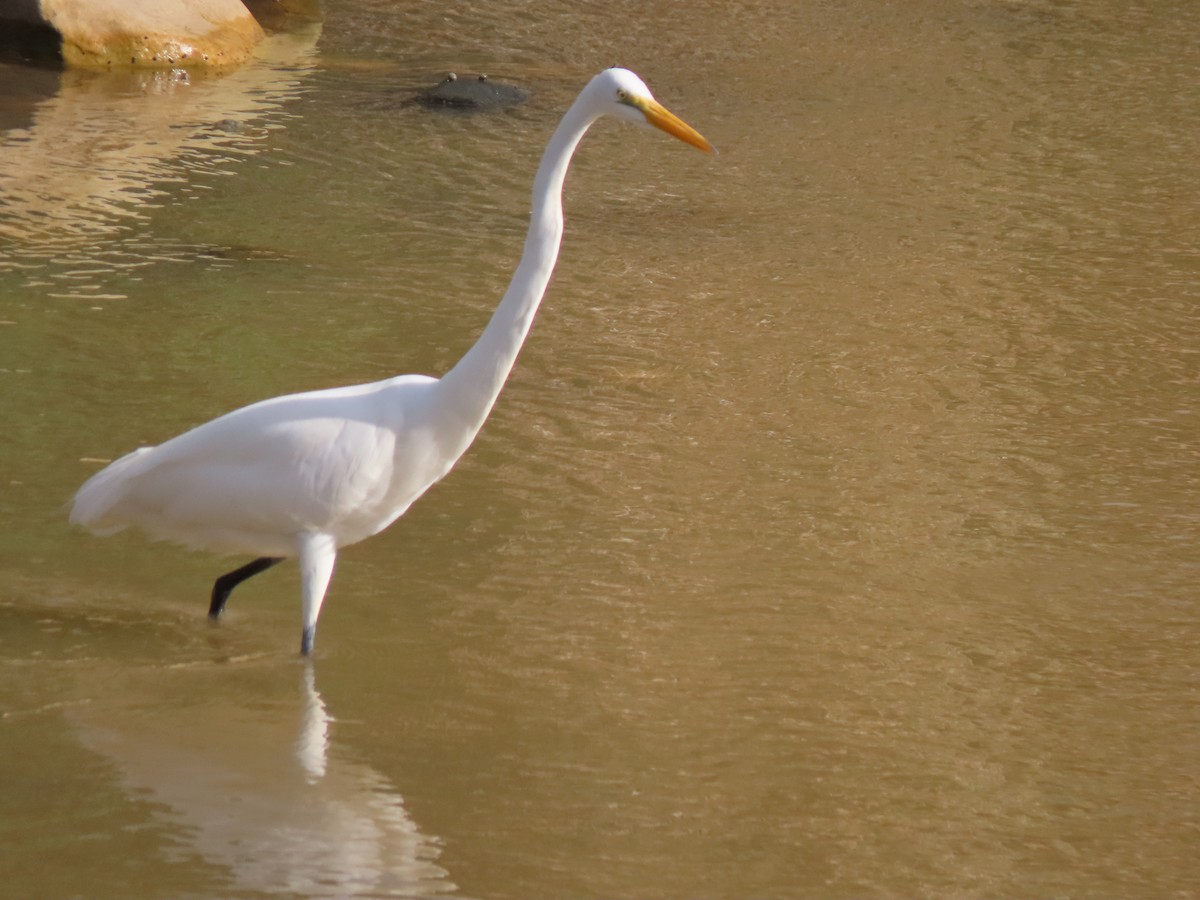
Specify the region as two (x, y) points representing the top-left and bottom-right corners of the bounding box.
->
(587, 67), (715, 154)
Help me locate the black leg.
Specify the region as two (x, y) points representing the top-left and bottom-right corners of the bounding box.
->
(209, 557), (284, 620)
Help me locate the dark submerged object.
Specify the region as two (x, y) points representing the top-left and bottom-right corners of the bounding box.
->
(415, 73), (529, 112)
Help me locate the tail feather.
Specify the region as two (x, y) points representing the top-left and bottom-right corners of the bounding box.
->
(70, 447), (156, 535)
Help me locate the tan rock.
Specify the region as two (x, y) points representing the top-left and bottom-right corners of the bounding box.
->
(37, 0), (266, 69)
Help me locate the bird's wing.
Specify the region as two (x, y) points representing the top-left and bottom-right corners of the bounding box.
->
(72, 377), (437, 555)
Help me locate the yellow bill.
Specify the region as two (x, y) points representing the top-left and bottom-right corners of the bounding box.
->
(634, 97), (716, 154)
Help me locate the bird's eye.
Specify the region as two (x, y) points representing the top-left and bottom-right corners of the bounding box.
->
(616, 89), (628, 102)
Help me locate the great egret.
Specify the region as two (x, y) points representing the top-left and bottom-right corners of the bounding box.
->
(71, 68), (713, 655)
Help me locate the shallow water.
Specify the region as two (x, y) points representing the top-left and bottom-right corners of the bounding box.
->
(1, 1), (1197, 897)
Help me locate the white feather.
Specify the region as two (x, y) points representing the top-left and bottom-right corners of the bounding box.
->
(70, 69), (712, 654)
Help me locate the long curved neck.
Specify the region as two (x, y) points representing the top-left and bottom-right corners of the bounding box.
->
(434, 94), (599, 446)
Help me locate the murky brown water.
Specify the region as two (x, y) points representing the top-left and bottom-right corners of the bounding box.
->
(2, 1), (1197, 897)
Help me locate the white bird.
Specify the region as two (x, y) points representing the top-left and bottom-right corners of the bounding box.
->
(70, 68), (713, 655)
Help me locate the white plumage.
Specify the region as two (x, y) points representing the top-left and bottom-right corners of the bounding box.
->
(71, 68), (713, 655)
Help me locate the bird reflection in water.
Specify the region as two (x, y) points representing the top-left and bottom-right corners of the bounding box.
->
(296, 664), (329, 782)
(74, 662), (454, 896)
